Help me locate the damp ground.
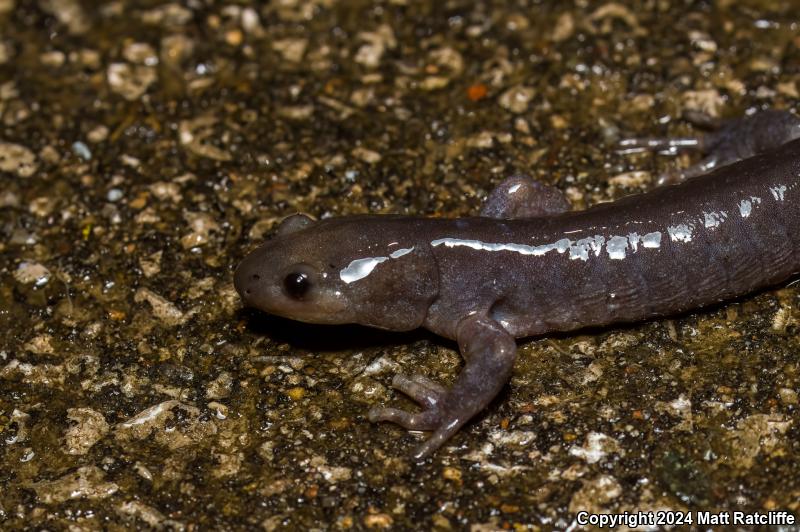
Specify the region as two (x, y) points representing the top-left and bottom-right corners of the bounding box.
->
(1, 0), (799, 529)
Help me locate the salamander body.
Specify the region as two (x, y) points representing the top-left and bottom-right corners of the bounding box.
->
(235, 111), (800, 459)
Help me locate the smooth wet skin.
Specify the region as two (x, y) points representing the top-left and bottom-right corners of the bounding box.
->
(235, 111), (800, 459)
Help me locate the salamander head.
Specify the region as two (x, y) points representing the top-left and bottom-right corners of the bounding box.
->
(234, 214), (439, 331)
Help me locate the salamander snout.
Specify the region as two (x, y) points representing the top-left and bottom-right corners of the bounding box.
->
(233, 240), (353, 324)
(233, 253), (264, 308)
(234, 248), (313, 310)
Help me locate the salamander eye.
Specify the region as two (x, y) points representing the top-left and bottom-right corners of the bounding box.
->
(283, 272), (311, 300)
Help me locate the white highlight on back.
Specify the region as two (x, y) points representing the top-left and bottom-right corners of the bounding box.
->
(431, 231), (664, 263)
(703, 211), (728, 229)
(569, 235), (606, 261)
(642, 231), (662, 248)
(739, 196), (762, 218)
(340, 247), (415, 283)
(389, 247), (414, 259)
(427, 178), (799, 265)
(770, 185), (787, 201)
(340, 257), (388, 283)
(606, 235), (629, 260)
(668, 223), (693, 242)
(364, 181), (795, 274)
(431, 237), (572, 257)
(739, 199), (752, 217)
(627, 232), (641, 252)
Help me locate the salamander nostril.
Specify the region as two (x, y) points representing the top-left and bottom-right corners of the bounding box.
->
(252, 274), (260, 281)
(245, 289), (251, 295)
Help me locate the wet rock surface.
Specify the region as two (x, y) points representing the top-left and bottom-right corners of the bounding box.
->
(1, 0), (799, 529)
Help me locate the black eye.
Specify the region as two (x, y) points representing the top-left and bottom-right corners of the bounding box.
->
(283, 272), (311, 299)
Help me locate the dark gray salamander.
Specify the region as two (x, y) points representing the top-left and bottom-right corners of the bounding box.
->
(235, 111), (800, 459)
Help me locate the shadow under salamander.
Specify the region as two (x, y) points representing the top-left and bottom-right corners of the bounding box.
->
(236, 307), (446, 354)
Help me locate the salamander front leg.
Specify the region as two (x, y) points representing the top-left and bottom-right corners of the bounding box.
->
(480, 174), (571, 219)
(369, 315), (517, 460)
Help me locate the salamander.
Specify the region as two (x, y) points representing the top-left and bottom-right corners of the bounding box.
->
(234, 110), (800, 459)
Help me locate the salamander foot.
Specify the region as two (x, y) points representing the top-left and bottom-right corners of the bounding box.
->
(369, 315), (518, 460)
(368, 373), (446, 432)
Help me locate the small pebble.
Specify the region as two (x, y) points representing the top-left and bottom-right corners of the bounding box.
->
(241, 8), (262, 34)
(15, 261), (51, 287)
(72, 141), (92, 160)
(498, 85), (536, 113)
(40, 0), (89, 35)
(0, 190), (20, 208)
(40, 50), (65, 67)
(29, 196), (56, 217)
(363, 513), (393, 529)
(225, 29), (244, 47)
(0, 141), (38, 177)
(107, 62), (157, 101)
(285, 387), (306, 400)
(355, 25), (396, 68)
(467, 83), (488, 101)
(122, 42), (158, 66)
(160, 34), (195, 65)
(272, 38), (307, 62)
(352, 147), (381, 164)
(65, 408), (110, 455)
(87, 125), (109, 143)
(551, 12), (575, 42)
(107, 188), (123, 202)
(442, 466), (462, 482)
